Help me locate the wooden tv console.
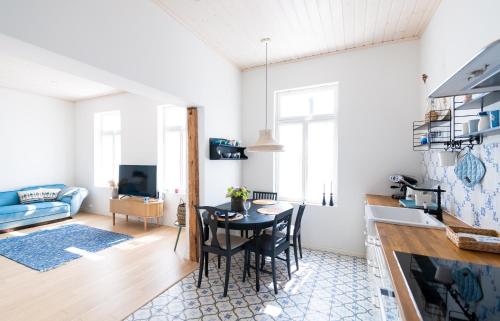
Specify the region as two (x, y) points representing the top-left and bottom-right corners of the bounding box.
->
(109, 197), (164, 231)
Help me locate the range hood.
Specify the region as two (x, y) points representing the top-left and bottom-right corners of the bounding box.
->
(430, 39), (500, 98)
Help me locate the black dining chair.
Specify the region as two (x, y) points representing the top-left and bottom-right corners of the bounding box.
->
(195, 206), (248, 297)
(253, 191), (278, 200)
(263, 204), (306, 270)
(243, 210), (293, 294)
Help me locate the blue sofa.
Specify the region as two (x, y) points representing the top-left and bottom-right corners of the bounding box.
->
(0, 184), (88, 230)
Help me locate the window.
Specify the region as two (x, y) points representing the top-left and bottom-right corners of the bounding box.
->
(275, 83), (338, 204)
(158, 106), (187, 193)
(94, 111), (121, 187)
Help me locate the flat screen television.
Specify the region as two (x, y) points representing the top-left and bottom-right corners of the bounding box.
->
(118, 165), (157, 197)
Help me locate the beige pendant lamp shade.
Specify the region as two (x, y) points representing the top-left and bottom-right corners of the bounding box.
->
(247, 38), (284, 153)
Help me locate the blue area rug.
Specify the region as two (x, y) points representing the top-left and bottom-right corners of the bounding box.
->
(0, 224), (132, 271)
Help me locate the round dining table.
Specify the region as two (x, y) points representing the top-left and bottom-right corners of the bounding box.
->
(211, 200), (294, 291)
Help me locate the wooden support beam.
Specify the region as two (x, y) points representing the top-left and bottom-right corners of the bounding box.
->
(187, 107), (200, 262)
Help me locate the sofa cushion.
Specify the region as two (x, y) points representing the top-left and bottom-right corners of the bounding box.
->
(0, 191), (20, 207)
(0, 202), (70, 223)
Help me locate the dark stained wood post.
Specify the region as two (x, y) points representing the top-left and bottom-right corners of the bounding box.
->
(187, 107), (200, 262)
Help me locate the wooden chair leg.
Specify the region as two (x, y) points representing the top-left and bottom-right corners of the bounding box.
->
(174, 225), (182, 251)
(260, 254), (265, 270)
(271, 256), (278, 294)
(218, 255), (221, 268)
(298, 235), (303, 258)
(223, 255), (231, 297)
(293, 243), (299, 270)
(240, 230), (244, 237)
(197, 251), (204, 287)
(285, 248), (291, 280)
(204, 253), (209, 277)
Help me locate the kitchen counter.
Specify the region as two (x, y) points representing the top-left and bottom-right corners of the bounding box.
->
(366, 194), (500, 321)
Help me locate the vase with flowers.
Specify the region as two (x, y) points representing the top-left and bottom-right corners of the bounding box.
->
(226, 186), (250, 212)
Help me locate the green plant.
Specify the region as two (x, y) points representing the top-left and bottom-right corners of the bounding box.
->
(226, 186), (250, 201)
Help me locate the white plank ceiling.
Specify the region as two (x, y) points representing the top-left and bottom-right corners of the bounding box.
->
(155, 0), (441, 69)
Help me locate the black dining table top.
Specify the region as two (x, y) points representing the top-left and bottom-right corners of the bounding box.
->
(215, 200), (293, 230)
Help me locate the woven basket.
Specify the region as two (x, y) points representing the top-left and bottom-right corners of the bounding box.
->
(177, 199), (186, 225)
(446, 225), (500, 254)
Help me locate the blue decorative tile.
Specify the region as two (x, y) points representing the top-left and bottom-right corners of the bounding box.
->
(127, 250), (373, 320)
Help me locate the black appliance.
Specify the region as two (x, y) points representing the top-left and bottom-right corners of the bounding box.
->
(118, 165), (157, 197)
(395, 251), (498, 321)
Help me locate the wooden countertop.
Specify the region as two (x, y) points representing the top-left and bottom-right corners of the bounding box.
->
(366, 194), (500, 321)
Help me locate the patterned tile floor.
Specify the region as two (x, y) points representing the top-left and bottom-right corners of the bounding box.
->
(126, 249), (374, 321)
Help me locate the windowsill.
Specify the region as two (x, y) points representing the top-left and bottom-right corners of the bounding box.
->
(281, 200), (338, 208)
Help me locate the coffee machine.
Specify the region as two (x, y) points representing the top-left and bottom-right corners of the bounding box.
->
(389, 175), (418, 199)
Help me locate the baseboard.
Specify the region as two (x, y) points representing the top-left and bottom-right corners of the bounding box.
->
(301, 243), (366, 258)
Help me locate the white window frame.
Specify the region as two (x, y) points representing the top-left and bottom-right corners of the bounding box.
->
(94, 110), (121, 187)
(158, 106), (187, 194)
(274, 83), (338, 204)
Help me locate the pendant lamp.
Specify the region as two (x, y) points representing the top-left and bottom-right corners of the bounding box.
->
(247, 38), (284, 153)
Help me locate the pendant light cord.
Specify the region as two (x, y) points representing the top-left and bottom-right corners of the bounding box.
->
(265, 40), (268, 130)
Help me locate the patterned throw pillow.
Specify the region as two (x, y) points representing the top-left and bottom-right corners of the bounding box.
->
(18, 188), (61, 204)
(18, 190), (44, 204)
(40, 188), (61, 201)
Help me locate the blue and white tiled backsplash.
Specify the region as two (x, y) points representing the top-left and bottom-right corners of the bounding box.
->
(422, 142), (499, 230)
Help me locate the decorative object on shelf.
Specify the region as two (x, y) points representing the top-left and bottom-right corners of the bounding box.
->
(329, 181), (334, 206)
(420, 135), (428, 145)
(421, 73), (428, 83)
(177, 198), (186, 225)
(468, 119), (480, 133)
(454, 150), (486, 188)
(108, 180), (119, 199)
(322, 184), (326, 206)
(462, 122), (469, 135)
(438, 151), (457, 167)
(490, 110), (499, 128)
(478, 111), (490, 131)
(247, 38), (284, 153)
(209, 137), (248, 160)
(226, 186), (250, 212)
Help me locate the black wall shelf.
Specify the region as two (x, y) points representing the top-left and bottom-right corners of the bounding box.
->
(209, 138), (248, 160)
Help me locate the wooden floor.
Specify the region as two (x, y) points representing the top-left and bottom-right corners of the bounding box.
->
(0, 213), (197, 321)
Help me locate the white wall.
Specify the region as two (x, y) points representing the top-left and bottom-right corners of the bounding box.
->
(0, 87), (74, 191)
(242, 41), (422, 256)
(74, 92), (184, 226)
(0, 0), (242, 207)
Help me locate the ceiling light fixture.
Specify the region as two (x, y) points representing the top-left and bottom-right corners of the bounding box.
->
(247, 38), (284, 153)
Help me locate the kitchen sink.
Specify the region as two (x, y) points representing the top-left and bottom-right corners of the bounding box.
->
(365, 205), (445, 229)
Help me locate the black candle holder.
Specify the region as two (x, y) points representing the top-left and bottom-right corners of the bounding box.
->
(329, 193), (334, 206)
(322, 193), (326, 206)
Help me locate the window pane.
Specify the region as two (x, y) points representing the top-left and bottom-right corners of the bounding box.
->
(306, 120), (336, 203)
(277, 122), (303, 200)
(164, 107), (186, 127)
(101, 134), (114, 182)
(94, 111), (121, 187)
(101, 112), (120, 131)
(164, 131), (183, 191)
(311, 88), (335, 115)
(278, 91), (311, 118)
